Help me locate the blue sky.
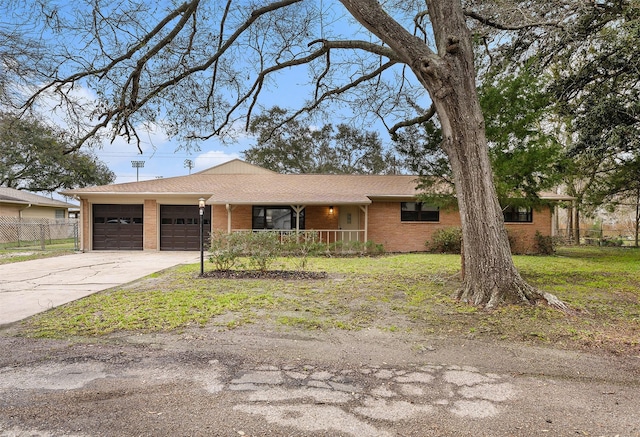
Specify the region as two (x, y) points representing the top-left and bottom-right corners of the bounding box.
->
(97, 123), (245, 184)
(4, 1), (424, 191)
(90, 65), (316, 184)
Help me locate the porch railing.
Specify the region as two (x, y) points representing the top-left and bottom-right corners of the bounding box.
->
(232, 229), (365, 245)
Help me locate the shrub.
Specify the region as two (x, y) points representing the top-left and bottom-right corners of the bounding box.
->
(600, 237), (623, 247)
(209, 231), (282, 271)
(506, 230), (518, 253)
(244, 231), (281, 271)
(427, 227), (462, 254)
(208, 230), (243, 270)
(364, 240), (385, 254)
(281, 232), (324, 270)
(534, 231), (555, 255)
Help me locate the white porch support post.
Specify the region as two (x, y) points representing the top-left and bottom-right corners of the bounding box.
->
(291, 205), (305, 240)
(225, 204), (234, 234)
(359, 205), (368, 242)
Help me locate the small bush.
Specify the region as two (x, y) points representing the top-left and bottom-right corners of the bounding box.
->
(364, 240), (385, 254)
(209, 230), (243, 270)
(534, 231), (555, 255)
(281, 232), (324, 270)
(245, 232), (281, 271)
(600, 237), (623, 247)
(209, 231), (282, 271)
(427, 227), (462, 254)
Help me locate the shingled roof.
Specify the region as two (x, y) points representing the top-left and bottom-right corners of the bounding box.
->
(62, 159), (573, 204)
(0, 187), (77, 208)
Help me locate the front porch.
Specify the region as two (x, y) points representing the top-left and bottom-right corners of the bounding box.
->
(213, 203), (370, 246)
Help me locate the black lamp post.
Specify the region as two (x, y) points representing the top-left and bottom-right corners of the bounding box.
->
(198, 198), (205, 276)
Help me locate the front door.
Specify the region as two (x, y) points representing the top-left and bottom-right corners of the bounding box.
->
(338, 205), (360, 242)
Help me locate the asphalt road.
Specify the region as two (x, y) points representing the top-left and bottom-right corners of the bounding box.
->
(1, 326), (639, 436)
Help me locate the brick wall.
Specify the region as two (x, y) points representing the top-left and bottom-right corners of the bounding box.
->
(505, 205), (552, 254)
(306, 205), (338, 229)
(209, 201), (553, 254)
(212, 205), (253, 231)
(81, 199), (90, 251)
(143, 199), (158, 250)
(366, 202), (552, 253)
(0, 205), (20, 217)
(367, 202), (461, 252)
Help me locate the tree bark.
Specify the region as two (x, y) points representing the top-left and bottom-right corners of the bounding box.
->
(340, 0), (564, 309)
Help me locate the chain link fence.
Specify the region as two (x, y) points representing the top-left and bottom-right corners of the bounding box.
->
(0, 217), (79, 250)
(556, 226), (639, 247)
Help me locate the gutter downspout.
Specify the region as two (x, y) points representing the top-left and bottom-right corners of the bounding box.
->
(18, 203), (32, 219)
(17, 204), (32, 246)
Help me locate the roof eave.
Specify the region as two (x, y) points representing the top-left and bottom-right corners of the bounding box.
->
(207, 200), (373, 206)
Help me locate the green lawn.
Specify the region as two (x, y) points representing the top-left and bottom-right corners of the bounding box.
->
(16, 246), (640, 355)
(0, 240), (77, 264)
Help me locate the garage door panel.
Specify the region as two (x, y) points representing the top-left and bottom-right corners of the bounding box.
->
(93, 204), (143, 250)
(160, 205), (210, 251)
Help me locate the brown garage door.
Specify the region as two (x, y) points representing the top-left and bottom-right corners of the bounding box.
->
(160, 205), (211, 251)
(93, 204), (143, 250)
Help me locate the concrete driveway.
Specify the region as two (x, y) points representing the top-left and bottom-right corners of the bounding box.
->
(0, 251), (199, 326)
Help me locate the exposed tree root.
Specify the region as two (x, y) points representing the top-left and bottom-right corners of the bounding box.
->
(458, 277), (572, 314)
(540, 292), (572, 313)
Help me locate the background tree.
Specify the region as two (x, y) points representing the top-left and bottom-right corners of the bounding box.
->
(0, 113), (115, 193)
(245, 106), (395, 174)
(2, 0), (578, 309)
(394, 69), (566, 209)
(469, 0), (640, 243)
(589, 157), (640, 247)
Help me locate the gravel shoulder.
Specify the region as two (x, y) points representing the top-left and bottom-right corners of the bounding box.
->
(1, 322), (639, 437)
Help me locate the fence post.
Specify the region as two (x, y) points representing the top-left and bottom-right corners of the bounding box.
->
(40, 224), (46, 250)
(74, 221), (79, 251)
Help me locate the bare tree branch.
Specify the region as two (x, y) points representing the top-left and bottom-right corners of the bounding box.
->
(389, 104), (436, 137)
(463, 10), (565, 31)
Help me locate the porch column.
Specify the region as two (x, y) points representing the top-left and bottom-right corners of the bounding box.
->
(359, 205), (368, 242)
(291, 205), (305, 233)
(225, 204), (233, 233)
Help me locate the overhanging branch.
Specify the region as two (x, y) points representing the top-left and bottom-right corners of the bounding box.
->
(464, 10), (565, 31)
(389, 104), (436, 137)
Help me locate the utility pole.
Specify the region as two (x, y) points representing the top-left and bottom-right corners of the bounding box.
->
(131, 160), (145, 182)
(184, 159), (194, 174)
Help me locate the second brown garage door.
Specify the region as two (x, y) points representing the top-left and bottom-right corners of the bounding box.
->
(160, 205), (211, 251)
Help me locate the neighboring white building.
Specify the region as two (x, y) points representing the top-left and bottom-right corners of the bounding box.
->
(0, 187), (77, 219)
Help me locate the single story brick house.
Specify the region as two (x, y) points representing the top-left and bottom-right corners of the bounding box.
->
(62, 159), (572, 253)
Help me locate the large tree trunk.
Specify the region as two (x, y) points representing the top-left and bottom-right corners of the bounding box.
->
(341, 0), (565, 309)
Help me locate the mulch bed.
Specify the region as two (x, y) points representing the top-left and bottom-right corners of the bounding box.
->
(201, 270), (328, 280)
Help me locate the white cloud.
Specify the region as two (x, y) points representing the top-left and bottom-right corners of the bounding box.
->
(193, 150), (240, 171)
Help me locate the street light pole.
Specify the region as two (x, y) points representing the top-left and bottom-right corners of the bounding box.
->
(131, 160), (145, 182)
(198, 198), (205, 276)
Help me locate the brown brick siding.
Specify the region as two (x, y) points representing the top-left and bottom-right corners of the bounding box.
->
(505, 205), (552, 254)
(306, 205), (338, 229)
(209, 201), (553, 254)
(81, 199), (90, 251)
(212, 205), (253, 232)
(143, 199), (158, 250)
(367, 202), (461, 252)
(366, 202), (552, 254)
